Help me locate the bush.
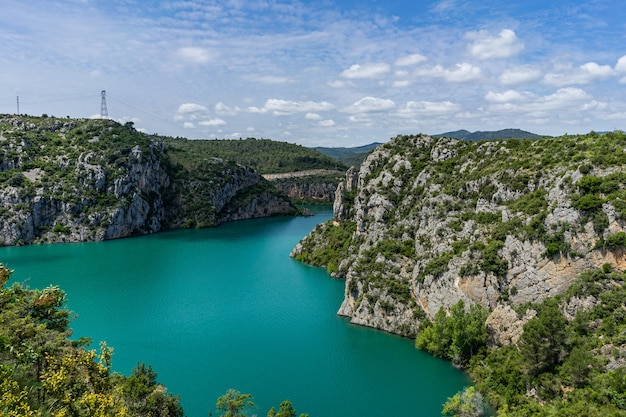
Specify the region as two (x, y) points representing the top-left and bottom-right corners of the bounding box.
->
(572, 193), (604, 212)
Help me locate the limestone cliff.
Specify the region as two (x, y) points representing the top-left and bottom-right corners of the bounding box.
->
(0, 115), (297, 245)
(264, 170), (345, 204)
(292, 132), (626, 338)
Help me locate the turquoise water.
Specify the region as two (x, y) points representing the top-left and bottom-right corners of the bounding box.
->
(2, 209), (470, 417)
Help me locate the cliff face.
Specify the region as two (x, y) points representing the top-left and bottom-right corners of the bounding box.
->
(0, 115), (297, 246)
(263, 170), (345, 203)
(292, 132), (626, 338)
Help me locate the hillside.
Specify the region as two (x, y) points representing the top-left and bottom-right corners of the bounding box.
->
(435, 128), (544, 141)
(163, 137), (346, 174)
(314, 142), (382, 167)
(292, 131), (626, 336)
(292, 130), (626, 414)
(0, 115), (297, 245)
(160, 137), (349, 204)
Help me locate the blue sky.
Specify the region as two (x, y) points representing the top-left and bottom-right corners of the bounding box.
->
(1, 0), (625, 146)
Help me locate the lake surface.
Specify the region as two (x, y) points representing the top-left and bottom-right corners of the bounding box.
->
(2, 208), (470, 417)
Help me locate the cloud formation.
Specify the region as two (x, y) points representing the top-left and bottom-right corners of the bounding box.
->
(467, 29), (524, 59)
(340, 63), (391, 79)
(2, 1), (625, 145)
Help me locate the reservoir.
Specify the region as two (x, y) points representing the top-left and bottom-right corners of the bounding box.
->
(2, 208), (470, 417)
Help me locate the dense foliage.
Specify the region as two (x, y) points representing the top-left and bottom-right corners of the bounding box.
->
(416, 300), (489, 366)
(0, 264), (183, 416)
(292, 220), (356, 275)
(163, 137), (346, 174)
(428, 267), (626, 416)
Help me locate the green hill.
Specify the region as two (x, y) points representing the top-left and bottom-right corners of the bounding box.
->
(163, 137), (347, 174)
(434, 128), (545, 141)
(314, 143), (382, 167)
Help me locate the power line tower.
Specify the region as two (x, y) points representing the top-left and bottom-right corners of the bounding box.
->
(100, 90), (108, 118)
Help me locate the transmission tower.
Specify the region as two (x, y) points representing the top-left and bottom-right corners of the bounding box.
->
(100, 90), (108, 118)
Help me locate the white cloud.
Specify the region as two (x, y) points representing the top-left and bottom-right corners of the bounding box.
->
(392, 80), (411, 88)
(539, 87), (591, 108)
(305, 112), (322, 120)
(487, 87), (592, 114)
(342, 97), (396, 113)
(443, 63), (482, 82)
(414, 63), (481, 82)
(432, 0), (456, 13)
(615, 55), (626, 83)
(340, 63), (391, 79)
(177, 46), (213, 64)
(616, 55), (626, 73)
(484, 90), (529, 103)
(199, 118), (227, 126)
(467, 29), (524, 59)
(248, 99), (335, 115)
(500, 67), (543, 85)
(319, 119), (336, 127)
(394, 54), (427, 66)
(544, 62), (616, 86)
(215, 102), (240, 116)
(327, 80), (346, 88)
(177, 102), (208, 114)
(183, 122), (194, 128)
(396, 100), (460, 117)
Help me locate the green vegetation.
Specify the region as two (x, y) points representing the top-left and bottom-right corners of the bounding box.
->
(163, 137), (346, 174)
(423, 267), (626, 416)
(212, 389), (308, 417)
(298, 130), (626, 311)
(292, 220), (356, 275)
(292, 130), (626, 415)
(0, 264), (307, 417)
(442, 386), (485, 417)
(0, 115), (303, 244)
(416, 300), (489, 366)
(314, 143), (381, 168)
(596, 231), (626, 249)
(0, 264), (183, 416)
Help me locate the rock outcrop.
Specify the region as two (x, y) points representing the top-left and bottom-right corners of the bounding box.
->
(293, 132), (626, 339)
(264, 170), (345, 203)
(0, 115), (297, 245)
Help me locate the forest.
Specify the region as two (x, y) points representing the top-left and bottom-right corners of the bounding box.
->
(162, 137), (346, 174)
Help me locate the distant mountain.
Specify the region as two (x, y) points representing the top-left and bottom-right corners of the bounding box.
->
(434, 128), (545, 141)
(314, 142), (383, 167)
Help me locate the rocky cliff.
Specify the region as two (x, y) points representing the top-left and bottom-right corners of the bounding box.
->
(0, 115), (297, 245)
(292, 132), (626, 338)
(263, 170), (345, 204)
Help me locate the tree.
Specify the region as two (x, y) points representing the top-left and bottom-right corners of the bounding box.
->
(519, 299), (568, 375)
(449, 301), (488, 365)
(416, 300), (488, 365)
(442, 386), (485, 417)
(215, 389), (255, 417)
(122, 363), (184, 417)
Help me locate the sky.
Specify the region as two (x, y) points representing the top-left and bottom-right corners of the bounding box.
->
(1, 0), (626, 147)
